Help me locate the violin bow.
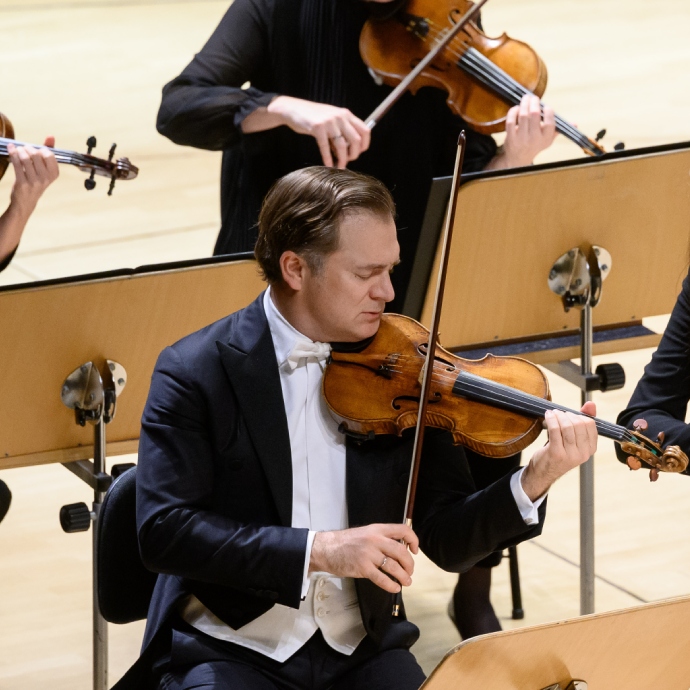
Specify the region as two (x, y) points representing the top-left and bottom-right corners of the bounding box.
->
(392, 132), (467, 616)
(365, 0), (491, 129)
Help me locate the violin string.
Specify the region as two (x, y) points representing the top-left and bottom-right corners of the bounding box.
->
(348, 354), (639, 444)
(417, 22), (595, 152)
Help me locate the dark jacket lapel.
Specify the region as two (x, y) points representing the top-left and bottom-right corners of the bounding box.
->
(216, 293), (293, 527)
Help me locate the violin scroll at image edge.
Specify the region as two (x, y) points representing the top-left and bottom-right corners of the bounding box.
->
(620, 433), (689, 474)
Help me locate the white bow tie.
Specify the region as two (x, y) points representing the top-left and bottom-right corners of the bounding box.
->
(285, 339), (332, 371)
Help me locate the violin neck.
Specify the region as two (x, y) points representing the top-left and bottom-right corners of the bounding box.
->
(456, 48), (603, 157)
(452, 369), (628, 443)
(0, 137), (91, 168)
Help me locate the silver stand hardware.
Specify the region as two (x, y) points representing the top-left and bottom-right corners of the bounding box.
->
(546, 246), (625, 615)
(59, 360), (127, 690)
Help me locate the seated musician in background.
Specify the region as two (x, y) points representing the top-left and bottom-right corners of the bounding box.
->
(155, 0), (557, 313)
(617, 266), (690, 481)
(0, 138), (58, 524)
(119, 167), (597, 690)
(0, 138), (59, 273)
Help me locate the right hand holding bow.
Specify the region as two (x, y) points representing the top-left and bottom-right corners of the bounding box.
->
(309, 523), (418, 593)
(242, 95), (371, 169)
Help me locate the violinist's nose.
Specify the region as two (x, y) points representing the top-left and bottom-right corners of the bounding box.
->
(371, 270), (395, 304)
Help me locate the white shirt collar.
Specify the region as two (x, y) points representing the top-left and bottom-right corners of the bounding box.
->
(263, 287), (314, 368)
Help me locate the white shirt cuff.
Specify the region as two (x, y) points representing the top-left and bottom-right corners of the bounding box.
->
(510, 467), (546, 526)
(301, 530), (317, 599)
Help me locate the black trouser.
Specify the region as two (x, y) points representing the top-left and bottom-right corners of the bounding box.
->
(158, 619), (425, 690)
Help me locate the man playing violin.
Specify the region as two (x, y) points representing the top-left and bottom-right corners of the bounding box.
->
(156, 0), (557, 313)
(122, 167), (596, 690)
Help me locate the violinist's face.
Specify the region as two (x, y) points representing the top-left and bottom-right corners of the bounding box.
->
(277, 211), (399, 343)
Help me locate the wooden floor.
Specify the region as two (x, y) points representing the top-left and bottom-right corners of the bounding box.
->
(0, 0), (689, 688)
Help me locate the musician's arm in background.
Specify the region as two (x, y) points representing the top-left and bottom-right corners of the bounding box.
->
(616, 268), (690, 476)
(0, 138), (58, 272)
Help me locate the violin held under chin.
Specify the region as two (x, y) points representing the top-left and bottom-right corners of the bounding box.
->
(323, 313), (688, 474)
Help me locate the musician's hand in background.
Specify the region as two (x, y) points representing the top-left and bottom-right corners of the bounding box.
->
(8, 137), (59, 218)
(241, 95), (371, 169)
(520, 401), (598, 501)
(486, 93), (557, 170)
(0, 137), (58, 264)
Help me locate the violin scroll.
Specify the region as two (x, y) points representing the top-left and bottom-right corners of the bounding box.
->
(619, 427), (689, 474)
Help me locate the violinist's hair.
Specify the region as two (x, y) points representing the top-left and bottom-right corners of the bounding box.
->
(254, 166), (395, 284)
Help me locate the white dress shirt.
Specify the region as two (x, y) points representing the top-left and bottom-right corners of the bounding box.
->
(181, 288), (544, 661)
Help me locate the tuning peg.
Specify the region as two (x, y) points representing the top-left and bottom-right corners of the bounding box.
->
(613, 142), (625, 151)
(595, 129), (606, 142)
(633, 418), (648, 432)
(84, 169), (96, 191)
(656, 431), (666, 445)
(86, 136), (97, 155)
(108, 143), (117, 162)
(107, 176), (116, 196)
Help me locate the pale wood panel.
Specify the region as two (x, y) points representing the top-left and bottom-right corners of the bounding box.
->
(0, 259), (264, 467)
(421, 148), (690, 346)
(424, 595), (690, 689)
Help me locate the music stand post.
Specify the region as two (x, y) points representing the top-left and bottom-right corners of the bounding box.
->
(544, 245), (625, 614)
(58, 359), (130, 690)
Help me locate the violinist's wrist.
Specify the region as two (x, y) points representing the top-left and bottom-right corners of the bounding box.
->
(520, 459), (554, 502)
(308, 530), (335, 575)
(241, 96), (288, 134)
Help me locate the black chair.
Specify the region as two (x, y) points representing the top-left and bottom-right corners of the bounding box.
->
(97, 466), (157, 624)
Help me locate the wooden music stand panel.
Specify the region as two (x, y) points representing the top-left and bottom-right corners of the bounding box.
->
(423, 595), (690, 689)
(0, 259), (265, 469)
(420, 147), (690, 350)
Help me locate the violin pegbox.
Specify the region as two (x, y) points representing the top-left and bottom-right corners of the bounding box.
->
(620, 419), (689, 474)
(80, 135), (138, 194)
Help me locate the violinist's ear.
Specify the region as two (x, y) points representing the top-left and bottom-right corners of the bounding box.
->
(279, 250), (307, 291)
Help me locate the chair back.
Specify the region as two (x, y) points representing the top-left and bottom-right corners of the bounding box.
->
(97, 466), (157, 624)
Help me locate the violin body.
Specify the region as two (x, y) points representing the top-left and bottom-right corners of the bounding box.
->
(360, 0), (548, 134)
(324, 313), (549, 457)
(324, 314), (688, 472)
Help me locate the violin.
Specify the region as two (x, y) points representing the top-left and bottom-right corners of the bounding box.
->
(360, 0), (606, 157)
(323, 313), (689, 474)
(0, 111), (138, 195)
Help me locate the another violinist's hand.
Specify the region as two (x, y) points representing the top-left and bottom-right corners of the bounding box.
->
(0, 138), (58, 262)
(242, 95), (370, 169)
(487, 94), (557, 170)
(309, 523), (419, 594)
(521, 401), (598, 502)
(7, 137), (59, 219)
(626, 456), (660, 482)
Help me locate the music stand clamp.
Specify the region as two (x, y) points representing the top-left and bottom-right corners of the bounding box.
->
(58, 360), (129, 690)
(545, 246), (625, 616)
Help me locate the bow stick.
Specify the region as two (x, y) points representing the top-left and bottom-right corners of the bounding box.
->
(392, 131), (467, 616)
